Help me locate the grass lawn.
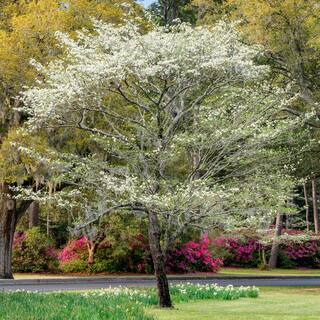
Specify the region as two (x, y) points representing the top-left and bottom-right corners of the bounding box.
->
(218, 267), (320, 277)
(148, 287), (320, 320)
(0, 284), (257, 320)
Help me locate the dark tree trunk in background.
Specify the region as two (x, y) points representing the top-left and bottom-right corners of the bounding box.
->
(148, 210), (172, 308)
(28, 201), (39, 229)
(0, 185), (17, 279)
(303, 181), (310, 231)
(160, 0), (182, 25)
(312, 178), (319, 234)
(46, 211), (50, 236)
(172, 0), (178, 21)
(161, 0), (170, 25)
(0, 204), (17, 279)
(0, 184), (31, 279)
(268, 213), (283, 269)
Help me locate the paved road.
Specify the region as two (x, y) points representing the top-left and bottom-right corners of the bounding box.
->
(2, 277), (320, 292)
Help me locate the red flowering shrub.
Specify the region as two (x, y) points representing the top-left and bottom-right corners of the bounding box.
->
(13, 228), (59, 273)
(166, 234), (223, 273)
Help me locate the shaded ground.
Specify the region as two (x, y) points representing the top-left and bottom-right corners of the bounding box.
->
(148, 287), (320, 320)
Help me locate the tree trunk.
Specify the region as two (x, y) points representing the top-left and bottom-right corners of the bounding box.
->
(148, 210), (172, 308)
(172, 0), (178, 22)
(261, 248), (267, 268)
(303, 181), (310, 231)
(285, 214), (290, 229)
(46, 211), (50, 236)
(0, 184), (31, 279)
(28, 201), (39, 229)
(0, 187), (17, 279)
(87, 242), (98, 264)
(0, 212), (16, 279)
(161, 0), (169, 25)
(312, 178), (319, 234)
(268, 213), (283, 269)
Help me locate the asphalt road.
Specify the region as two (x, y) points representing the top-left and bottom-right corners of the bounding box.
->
(2, 277), (320, 292)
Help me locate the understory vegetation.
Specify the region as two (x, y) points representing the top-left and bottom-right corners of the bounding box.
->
(12, 227), (320, 274)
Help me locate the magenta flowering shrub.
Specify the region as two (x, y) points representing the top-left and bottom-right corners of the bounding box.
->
(58, 233), (222, 274)
(212, 236), (260, 265)
(276, 229), (320, 266)
(166, 234), (223, 273)
(58, 237), (88, 265)
(284, 241), (320, 260)
(211, 230), (320, 268)
(58, 237), (92, 273)
(13, 228), (59, 273)
(13, 231), (26, 247)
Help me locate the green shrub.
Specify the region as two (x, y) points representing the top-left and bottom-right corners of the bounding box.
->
(13, 228), (59, 273)
(277, 251), (297, 269)
(60, 259), (88, 273)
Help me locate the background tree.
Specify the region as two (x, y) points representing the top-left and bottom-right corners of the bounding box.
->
(190, 0), (320, 244)
(0, 0), (141, 279)
(149, 0), (196, 25)
(191, 0), (228, 23)
(224, 0), (320, 123)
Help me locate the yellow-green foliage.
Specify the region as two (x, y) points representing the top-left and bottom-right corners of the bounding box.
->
(0, 129), (58, 184)
(226, 0), (320, 52)
(0, 0), (141, 93)
(192, 0), (320, 54)
(0, 0), (144, 184)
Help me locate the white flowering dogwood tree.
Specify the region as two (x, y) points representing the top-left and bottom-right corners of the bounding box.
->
(21, 20), (300, 307)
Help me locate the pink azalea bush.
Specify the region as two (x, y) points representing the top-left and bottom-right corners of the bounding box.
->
(13, 227), (320, 273)
(58, 233), (223, 274)
(59, 236), (88, 265)
(58, 234), (152, 273)
(211, 230), (320, 268)
(166, 234), (223, 273)
(277, 229), (320, 261)
(212, 236), (260, 264)
(284, 241), (320, 260)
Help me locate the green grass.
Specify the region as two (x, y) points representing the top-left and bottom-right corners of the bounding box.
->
(3, 285), (319, 320)
(0, 290), (154, 320)
(218, 267), (320, 277)
(0, 284), (258, 320)
(148, 287), (320, 320)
